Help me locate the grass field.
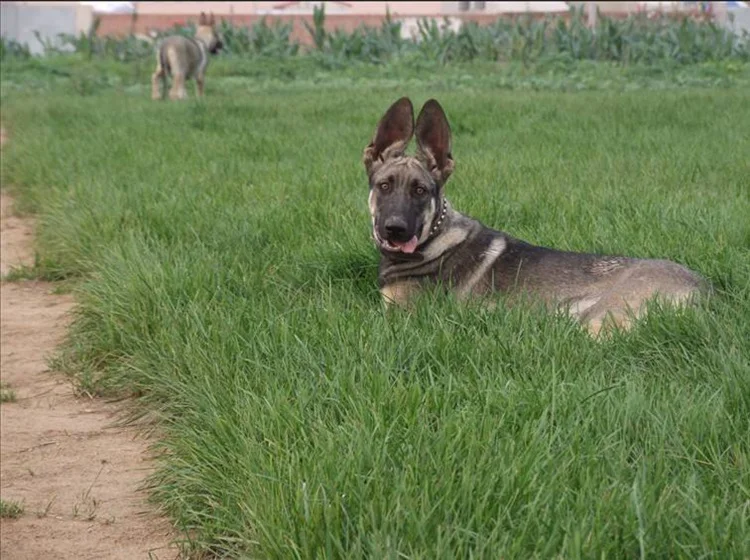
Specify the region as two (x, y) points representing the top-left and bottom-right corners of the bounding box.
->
(1, 61), (749, 558)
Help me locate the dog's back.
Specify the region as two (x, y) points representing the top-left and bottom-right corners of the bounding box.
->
(155, 36), (203, 80)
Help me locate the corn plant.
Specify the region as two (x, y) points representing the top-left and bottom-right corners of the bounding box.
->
(8, 6), (748, 66)
(0, 37), (32, 60)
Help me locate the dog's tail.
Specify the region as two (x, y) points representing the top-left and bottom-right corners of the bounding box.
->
(156, 41), (170, 76)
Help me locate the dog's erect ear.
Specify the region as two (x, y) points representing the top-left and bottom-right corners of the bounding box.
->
(363, 97), (414, 179)
(209, 12), (216, 25)
(415, 99), (454, 184)
(199, 12), (208, 25)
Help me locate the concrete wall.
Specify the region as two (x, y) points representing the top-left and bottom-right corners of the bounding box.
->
(726, 7), (750, 35)
(0, 2), (93, 55)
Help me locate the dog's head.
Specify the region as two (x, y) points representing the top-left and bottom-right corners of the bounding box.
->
(363, 97), (454, 256)
(196, 12), (223, 54)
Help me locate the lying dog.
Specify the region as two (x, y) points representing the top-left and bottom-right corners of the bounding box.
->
(364, 97), (708, 335)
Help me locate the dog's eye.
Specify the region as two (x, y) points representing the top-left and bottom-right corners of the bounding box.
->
(414, 186), (427, 196)
(379, 183), (390, 192)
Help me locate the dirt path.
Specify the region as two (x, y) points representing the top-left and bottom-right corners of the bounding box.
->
(0, 128), (180, 559)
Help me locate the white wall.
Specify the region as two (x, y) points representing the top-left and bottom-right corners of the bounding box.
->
(726, 7), (750, 35)
(0, 2), (93, 55)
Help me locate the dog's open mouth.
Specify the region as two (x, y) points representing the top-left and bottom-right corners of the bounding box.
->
(374, 230), (419, 254)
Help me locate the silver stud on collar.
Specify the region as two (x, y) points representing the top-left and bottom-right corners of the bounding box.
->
(429, 198), (448, 238)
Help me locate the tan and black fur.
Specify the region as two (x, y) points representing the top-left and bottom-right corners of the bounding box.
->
(151, 12), (223, 101)
(364, 97), (709, 336)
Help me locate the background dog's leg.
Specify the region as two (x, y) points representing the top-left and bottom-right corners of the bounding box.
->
(196, 75), (204, 98)
(169, 74), (187, 100)
(151, 67), (165, 100)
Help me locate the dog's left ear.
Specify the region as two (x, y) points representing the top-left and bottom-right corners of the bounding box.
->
(209, 12), (216, 25)
(416, 99), (454, 185)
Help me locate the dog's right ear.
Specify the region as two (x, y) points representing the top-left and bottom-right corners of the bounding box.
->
(415, 99), (454, 185)
(363, 97), (414, 179)
(199, 12), (208, 25)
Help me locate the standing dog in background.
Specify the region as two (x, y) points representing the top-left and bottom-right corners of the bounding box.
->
(151, 12), (223, 101)
(364, 97), (709, 336)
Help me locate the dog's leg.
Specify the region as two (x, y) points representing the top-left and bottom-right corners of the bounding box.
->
(583, 310), (630, 339)
(579, 287), (642, 337)
(580, 261), (704, 337)
(195, 74), (205, 98)
(151, 66), (165, 100)
(169, 73), (188, 100)
(381, 280), (420, 308)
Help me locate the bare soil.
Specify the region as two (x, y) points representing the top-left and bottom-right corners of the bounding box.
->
(0, 127), (180, 559)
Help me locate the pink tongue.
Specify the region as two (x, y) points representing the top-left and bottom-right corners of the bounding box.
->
(394, 235), (419, 254)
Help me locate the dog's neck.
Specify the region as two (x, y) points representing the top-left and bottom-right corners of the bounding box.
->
(427, 197), (448, 241)
(191, 35), (208, 50)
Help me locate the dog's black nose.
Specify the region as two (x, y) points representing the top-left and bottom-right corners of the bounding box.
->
(384, 218), (410, 242)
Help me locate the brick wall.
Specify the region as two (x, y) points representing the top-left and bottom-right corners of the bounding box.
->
(95, 12), (570, 44)
(95, 8), (718, 46)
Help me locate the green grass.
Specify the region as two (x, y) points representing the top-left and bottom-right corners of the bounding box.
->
(0, 382), (16, 403)
(1, 64), (749, 558)
(2, 257), (75, 283)
(0, 499), (24, 519)
(2, 55), (750, 99)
